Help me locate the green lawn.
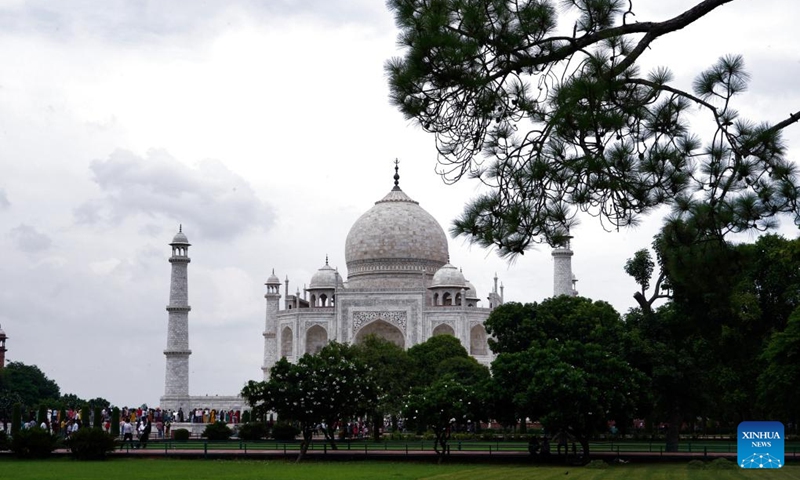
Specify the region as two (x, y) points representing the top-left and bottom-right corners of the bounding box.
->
(1, 459), (799, 480)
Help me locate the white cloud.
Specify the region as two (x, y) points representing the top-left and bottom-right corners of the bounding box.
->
(9, 224), (52, 253)
(75, 149), (274, 241)
(0, 189), (9, 209)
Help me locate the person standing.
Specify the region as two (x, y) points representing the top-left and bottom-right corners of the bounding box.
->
(139, 418), (151, 449)
(122, 418), (134, 449)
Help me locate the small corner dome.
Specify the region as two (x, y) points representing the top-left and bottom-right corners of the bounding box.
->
(266, 270), (281, 285)
(171, 228), (190, 245)
(431, 263), (466, 288)
(309, 262), (338, 289)
(464, 280), (479, 300)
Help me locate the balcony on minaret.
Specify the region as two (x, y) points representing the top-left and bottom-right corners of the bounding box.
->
(170, 225), (191, 260)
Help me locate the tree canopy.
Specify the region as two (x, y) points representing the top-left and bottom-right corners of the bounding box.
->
(241, 342), (377, 459)
(386, 0), (800, 255)
(486, 297), (646, 457)
(0, 362), (60, 410)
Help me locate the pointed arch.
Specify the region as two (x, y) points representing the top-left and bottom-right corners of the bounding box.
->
(305, 325), (328, 354)
(442, 292), (453, 306)
(470, 324), (488, 355)
(354, 320), (405, 348)
(432, 323), (455, 336)
(281, 326), (293, 357)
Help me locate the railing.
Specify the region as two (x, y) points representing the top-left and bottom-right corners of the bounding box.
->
(114, 439), (800, 458)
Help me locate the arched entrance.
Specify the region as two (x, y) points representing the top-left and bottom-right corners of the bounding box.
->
(305, 325), (328, 354)
(281, 326), (293, 357)
(432, 323), (455, 336)
(470, 324), (488, 355)
(354, 320), (405, 348)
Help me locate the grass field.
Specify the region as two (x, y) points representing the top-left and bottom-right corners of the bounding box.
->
(1, 459), (799, 480)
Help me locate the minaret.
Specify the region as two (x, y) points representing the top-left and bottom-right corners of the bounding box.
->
(0, 324), (7, 369)
(487, 273), (503, 309)
(552, 234), (576, 297)
(262, 270), (281, 380)
(162, 226), (192, 408)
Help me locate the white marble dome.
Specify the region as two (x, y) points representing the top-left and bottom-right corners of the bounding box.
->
(309, 262), (338, 289)
(345, 185), (449, 288)
(465, 280), (480, 301)
(266, 269), (281, 285)
(431, 263), (467, 288)
(171, 228), (190, 245)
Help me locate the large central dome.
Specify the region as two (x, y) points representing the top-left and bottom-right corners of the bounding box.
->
(345, 182), (449, 289)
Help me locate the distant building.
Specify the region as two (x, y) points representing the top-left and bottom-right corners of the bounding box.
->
(0, 324), (7, 369)
(261, 165), (504, 378)
(160, 165), (577, 410)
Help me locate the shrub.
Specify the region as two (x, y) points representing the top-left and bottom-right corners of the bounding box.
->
(271, 422), (300, 441)
(172, 428), (190, 441)
(11, 404), (21, 435)
(708, 458), (736, 470)
(585, 460), (608, 469)
(241, 410), (251, 423)
(0, 431), (8, 451)
(65, 427), (117, 460)
(37, 405), (48, 425)
(687, 460), (706, 469)
(111, 408), (120, 436)
(237, 422), (269, 441)
(93, 407), (102, 429)
(81, 406), (91, 428)
(202, 421), (233, 441)
(10, 427), (59, 459)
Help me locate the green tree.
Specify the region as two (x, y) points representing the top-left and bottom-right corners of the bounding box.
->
(624, 233), (800, 448)
(11, 403), (21, 435)
(111, 407), (120, 437)
(386, 0), (800, 254)
(407, 334), (472, 387)
(487, 297), (646, 460)
(402, 376), (485, 462)
(624, 248), (671, 313)
(625, 304), (711, 451)
(93, 407), (102, 429)
(57, 393), (85, 410)
(0, 362), (59, 410)
(241, 342), (378, 461)
(759, 307), (800, 429)
(354, 334), (413, 439)
(0, 387), (22, 433)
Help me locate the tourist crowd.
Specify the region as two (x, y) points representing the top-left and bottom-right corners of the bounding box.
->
(17, 405), (246, 441)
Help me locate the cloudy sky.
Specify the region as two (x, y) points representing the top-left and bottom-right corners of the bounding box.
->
(1, 0), (799, 409)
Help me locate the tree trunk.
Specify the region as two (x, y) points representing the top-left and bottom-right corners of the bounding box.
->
(435, 428), (450, 464)
(665, 410), (682, 452)
(296, 428), (313, 463)
(323, 428), (338, 450)
(372, 412), (382, 442)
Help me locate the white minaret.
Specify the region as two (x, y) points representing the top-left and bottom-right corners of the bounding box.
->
(162, 226), (192, 409)
(262, 270), (281, 380)
(552, 235), (577, 297)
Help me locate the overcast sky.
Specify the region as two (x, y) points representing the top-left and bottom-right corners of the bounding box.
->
(1, 0), (799, 409)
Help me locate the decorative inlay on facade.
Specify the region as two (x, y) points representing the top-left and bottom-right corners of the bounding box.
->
(352, 311), (407, 333)
(348, 258), (444, 275)
(304, 321), (329, 328)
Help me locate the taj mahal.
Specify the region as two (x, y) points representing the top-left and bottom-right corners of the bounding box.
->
(159, 165), (578, 412)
